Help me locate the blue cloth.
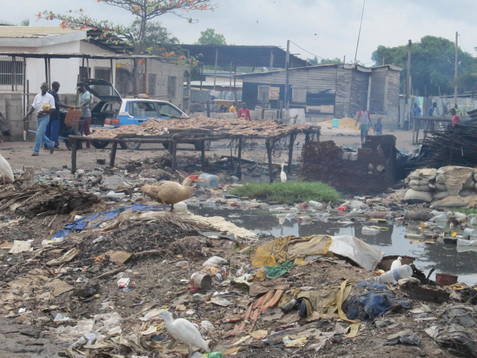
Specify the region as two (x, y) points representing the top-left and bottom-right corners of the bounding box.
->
(46, 119), (61, 147)
(52, 203), (168, 239)
(33, 116), (54, 153)
(344, 280), (412, 320)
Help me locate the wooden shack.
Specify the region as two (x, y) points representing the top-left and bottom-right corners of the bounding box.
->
(238, 64), (401, 127)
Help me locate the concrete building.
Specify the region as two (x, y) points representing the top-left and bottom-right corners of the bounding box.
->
(0, 26), (189, 138)
(237, 63), (401, 127)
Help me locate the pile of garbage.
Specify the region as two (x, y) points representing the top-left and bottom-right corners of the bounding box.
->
(404, 166), (477, 208)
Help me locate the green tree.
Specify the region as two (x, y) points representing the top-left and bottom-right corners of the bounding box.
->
(40, 0), (211, 53)
(128, 20), (179, 54)
(197, 28), (226, 45)
(308, 57), (343, 65)
(372, 36), (476, 96)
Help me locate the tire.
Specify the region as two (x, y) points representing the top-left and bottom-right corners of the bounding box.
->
(91, 140), (109, 149)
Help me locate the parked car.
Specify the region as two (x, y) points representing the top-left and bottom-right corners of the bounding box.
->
(83, 79), (204, 150)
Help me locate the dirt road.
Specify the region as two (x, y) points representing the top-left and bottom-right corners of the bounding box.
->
(0, 130), (416, 172)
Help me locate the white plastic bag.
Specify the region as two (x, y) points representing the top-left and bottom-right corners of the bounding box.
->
(0, 153), (14, 183)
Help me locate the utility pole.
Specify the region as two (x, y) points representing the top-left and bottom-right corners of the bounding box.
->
(454, 32), (459, 107)
(405, 40), (412, 129)
(354, 0), (366, 64)
(284, 39), (290, 120)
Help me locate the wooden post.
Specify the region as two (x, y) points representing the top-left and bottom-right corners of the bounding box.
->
(200, 140), (206, 169)
(237, 137), (243, 179)
(110, 141), (118, 167)
(71, 138), (78, 173)
(171, 141), (177, 169)
(454, 32), (459, 107)
(266, 139), (274, 183)
(287, 133), (296, 174)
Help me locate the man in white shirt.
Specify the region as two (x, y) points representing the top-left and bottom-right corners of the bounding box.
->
(24, 83), (56, 156)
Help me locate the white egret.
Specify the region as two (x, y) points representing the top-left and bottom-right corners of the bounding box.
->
(280, 163), (287, 183)
(159, 310), (209, 356)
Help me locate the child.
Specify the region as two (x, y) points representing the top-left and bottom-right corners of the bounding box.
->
(374, 118), (383, 136)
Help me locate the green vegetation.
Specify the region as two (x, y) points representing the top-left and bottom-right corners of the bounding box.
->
(229, 181), (340, 204)
(455, 208), (477, 215)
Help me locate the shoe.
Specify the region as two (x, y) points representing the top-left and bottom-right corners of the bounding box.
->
(32, 152), (39, 156)
(49, 146), (55, 154)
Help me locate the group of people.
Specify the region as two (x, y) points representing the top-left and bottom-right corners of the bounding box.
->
(24, 82), (93, 156)
(355, 109), (383, 144)
(228, 103), (251, 120)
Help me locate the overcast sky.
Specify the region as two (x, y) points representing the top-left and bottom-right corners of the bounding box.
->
(2, 0), (476, 65)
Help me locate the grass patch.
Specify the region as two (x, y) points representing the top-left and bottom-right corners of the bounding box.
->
(455, 208), (477, 215)
(229, 181), (341, 204)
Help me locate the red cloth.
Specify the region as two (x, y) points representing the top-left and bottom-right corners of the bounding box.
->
(238, 108), (251, 120)
(451, 114), (460, 127)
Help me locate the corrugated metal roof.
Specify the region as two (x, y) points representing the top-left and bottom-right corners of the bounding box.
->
(0, 26), (80, 38)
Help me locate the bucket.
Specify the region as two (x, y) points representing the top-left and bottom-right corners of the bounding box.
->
(190, 272), (212, 291)
(435, 273), (458, 286)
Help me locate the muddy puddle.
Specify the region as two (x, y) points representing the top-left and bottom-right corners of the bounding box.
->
(192, 207), (477, 285)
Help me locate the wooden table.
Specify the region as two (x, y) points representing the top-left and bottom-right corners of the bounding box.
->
(69, 126), (320, 182)
(412, 116), (451, 144)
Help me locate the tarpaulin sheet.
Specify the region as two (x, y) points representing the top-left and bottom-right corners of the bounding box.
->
(52, 204), (168, 239)
(329, 235), (384, 271)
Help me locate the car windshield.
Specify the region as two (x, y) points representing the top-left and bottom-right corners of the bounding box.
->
(157, 103), (183, 118)
(130, 101), (159, 117)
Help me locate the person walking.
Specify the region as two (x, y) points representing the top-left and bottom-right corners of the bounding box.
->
(355, 109), (371, 145)
(24, 83), (56, 156)
(45, 81), (63, 148)
(77, 83), (92, 148)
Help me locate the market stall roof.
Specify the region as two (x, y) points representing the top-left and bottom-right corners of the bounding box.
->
(180, 44), (309, 68)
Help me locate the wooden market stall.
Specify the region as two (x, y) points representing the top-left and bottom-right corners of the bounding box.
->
(69, 118), (320, 182)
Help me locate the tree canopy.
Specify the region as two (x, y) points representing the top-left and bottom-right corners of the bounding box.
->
(40, 0), (211, 53)
(372, 36), (477, 96)
(308, 57), (343, 65)
(196, 28), (226, 45)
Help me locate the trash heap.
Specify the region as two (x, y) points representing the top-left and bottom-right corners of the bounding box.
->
(404, 166), (477, 208)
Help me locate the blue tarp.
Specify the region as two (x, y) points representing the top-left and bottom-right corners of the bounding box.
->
(53, 203), (168, 239)
(343, 280), (412, 320)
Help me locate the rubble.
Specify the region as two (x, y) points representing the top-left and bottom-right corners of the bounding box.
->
(1, 154), (477, 358)
(404, 166), (477, 208)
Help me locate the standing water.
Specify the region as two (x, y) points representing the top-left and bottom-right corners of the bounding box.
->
(193, 207), (477, 285)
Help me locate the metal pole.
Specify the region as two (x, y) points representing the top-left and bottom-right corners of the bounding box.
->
(454, 32), (459, 107)
(354, 0), (366, 64)
(284, 40), (290, 119)
(213, 48), (218, 91)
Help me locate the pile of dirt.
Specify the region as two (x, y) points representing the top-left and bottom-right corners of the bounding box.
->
(0, 181), (99, 217)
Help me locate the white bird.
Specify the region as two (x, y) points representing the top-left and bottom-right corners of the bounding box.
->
(390, 256), (402, 271)
(159, 310), (209, 356)
(280, 163), (287, 183)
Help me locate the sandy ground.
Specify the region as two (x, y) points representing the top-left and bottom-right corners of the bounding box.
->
(0, 130), (417, 172)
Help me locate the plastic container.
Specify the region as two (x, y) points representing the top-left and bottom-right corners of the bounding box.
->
(199, 173), (219, 188)
(376, 264), (413, 284)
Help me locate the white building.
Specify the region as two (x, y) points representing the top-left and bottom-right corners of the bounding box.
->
(0, 26), (190, 137)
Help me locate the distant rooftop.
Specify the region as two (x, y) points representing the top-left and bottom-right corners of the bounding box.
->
(0, 26), (81, 38)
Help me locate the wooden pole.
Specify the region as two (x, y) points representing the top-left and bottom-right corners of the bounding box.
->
(354, 0), (366, 64)
(110, 141), (118, 167)
(237, 137), (243, 179)
(266, 139), (274, 183)
(454, 32), (459, 107)
(71, 138), (78, 173)
(171, 141), (177, 169)
(287, 133), (296, 174)
(213, 48), (218, 91)
(200, 140), (206, 169)
(405, 40), (412, 129)
(284, 40), (290, 120)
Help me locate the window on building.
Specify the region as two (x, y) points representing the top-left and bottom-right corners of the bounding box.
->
(148, 74), (157, 96)
(0, 60), (23, 85)
(95, 67), (111, 82)
(167, 76), (177, 99)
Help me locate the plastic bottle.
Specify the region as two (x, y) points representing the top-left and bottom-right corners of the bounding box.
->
(376, 264), (413, 284)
